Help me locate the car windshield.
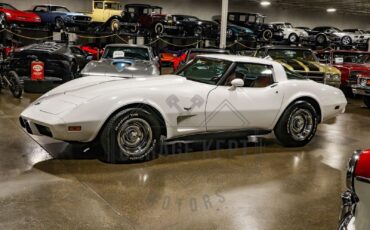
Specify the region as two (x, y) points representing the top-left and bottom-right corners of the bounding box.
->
(151, 7), (162, 14)
(256, 16), (265, 24)
(52, 7), (70, 12)
(285, 23), (293, 28)
(177, 58), (232, 85)
(187, 50), (229, 62)
(267, 49), (318, 62)
(333, 52), (370, 64)
(184, 16), (199, 21)
(0, 3), (16, 10)
(103, 47), (150, 60)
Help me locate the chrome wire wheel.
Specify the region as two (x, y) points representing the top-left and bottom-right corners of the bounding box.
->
(116, 118), (153, 157)
(289, 108), (314, 141)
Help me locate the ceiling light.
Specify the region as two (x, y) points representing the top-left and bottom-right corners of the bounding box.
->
(260, 1), (271, 7)
(327, 8), (337, 13)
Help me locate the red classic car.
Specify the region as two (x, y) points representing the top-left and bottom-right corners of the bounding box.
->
(316, 50), (370, 96)
(352, 74), (370, 108)
(80, 45), (105, 60)
(0, 3), (41, 27)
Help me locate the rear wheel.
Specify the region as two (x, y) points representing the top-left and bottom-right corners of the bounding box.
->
(364, 96), (370, 108)
(316, 34), (326, 45)
(274, 101), (318, 147)
(8, 71), (22, 98)
(100, 108), (161, 163)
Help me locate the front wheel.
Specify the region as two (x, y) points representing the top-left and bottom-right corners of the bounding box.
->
(154, 23), (164, 35)
(100, 108), (161, 163)
(316, 34), (326, 45)
(262, 29), (273, 41)
(55, 17), (65, 30)
(288, 33), (298, 43)
(8, 71), (23, 98)
(274, 101), (318, 147)
(341, 36), (352, 46)
(364, 96), (370, 108)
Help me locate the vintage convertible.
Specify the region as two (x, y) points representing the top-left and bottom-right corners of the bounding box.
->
(81, 44), (160, 78)
(270, 22), (309, 44)
(20, 55), (347, 163)
(339, 150), (370, 230)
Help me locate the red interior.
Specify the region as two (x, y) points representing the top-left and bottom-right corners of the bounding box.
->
(355, 150), (370, 179)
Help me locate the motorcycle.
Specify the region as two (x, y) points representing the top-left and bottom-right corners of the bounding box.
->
(0, 45), (23, 98)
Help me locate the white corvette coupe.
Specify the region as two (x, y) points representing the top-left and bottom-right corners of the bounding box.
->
(20, 55), (347, 163)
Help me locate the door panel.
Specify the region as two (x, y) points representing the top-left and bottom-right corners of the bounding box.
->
(205, 63), (284, 132)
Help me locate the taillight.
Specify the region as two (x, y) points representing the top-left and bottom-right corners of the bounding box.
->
(347, 150), (370, 191)
(354, 150), (370, 179)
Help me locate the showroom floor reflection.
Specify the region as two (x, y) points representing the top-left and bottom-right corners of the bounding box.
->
(1, 92), (369, 230)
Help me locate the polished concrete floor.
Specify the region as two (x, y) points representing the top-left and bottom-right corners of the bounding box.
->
(0, 91), (369, 230)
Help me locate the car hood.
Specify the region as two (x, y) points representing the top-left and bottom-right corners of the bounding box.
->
(277, 59), (340, 74)
(6, 9), (39, 18)
(64, 12), (86, 16)
(40, 75), (201, 101)
(81, 59), (159, 77)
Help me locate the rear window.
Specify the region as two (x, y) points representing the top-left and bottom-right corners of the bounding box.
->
(285, 67), (307, 80)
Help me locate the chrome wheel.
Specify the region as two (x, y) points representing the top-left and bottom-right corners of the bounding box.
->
(116, 118), (153, 157)
(316, 35), (326, 44)
(263, 29), (273, 40)
(289, 109), (314, 141)
(342, 36), (351, 46)
(289, 34), (298, 43)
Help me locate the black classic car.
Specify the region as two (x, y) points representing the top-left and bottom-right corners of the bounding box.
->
(125, 4), (180, 35)
(31, 5), (92, 30)
(10, 42), (93, 82)
(172, 15), (219, 38)
(225, 12), (283, 41)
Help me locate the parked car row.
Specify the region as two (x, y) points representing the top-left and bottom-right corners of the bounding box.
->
(1, 2), (369, 48)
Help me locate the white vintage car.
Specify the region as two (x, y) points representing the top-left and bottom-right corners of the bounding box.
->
(270, 22), (309, 43)
(340, 150), (370, 230)
(20, 55), (347, 163)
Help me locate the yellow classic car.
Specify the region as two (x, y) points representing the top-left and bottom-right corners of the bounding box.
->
(87, 0), (122, 23)
(255, 46), (341, 88)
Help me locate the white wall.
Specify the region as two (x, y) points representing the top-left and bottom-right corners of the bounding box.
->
(3, 0), (370, 30)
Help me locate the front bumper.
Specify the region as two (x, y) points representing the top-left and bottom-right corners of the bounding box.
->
(339, 190), (358, 230)
(352, 85), (370, 96)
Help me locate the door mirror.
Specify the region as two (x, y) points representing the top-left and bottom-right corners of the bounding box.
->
(229, 78), (244, 90)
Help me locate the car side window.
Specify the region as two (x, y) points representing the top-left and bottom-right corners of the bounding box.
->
(248, 15), (255, 23)
(94, 2), (103, 9)
(228, 15), (235, 21)
(225, 63), (274, 88)
(35, 6), (48, 12)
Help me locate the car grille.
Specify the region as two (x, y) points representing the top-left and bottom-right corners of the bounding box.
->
(73, 16), (91, 22)
(349, 71), (370, 85)
(297, 71), (325, 83)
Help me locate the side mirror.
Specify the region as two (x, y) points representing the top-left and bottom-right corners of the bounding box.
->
(229, 78), (244, 91)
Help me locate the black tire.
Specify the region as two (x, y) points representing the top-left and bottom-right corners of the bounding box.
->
(341, 36), (352, 46)
(0, 12), (7, 28)
(8, 71), (23, 98)
(274, 101), (318, 147)
(288, 33), (298, 44)
(194, 27), (203, 37)
(316, 34), (326, 45)
(364, 96), (370, 108)
(262, 29), (273, 41)
(55, 17), (65, 30)
(100, 108), (161, 163)
(110, 19), (120, 32)
(154, 22), (164, 35)
(226, 28), (233, 39)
